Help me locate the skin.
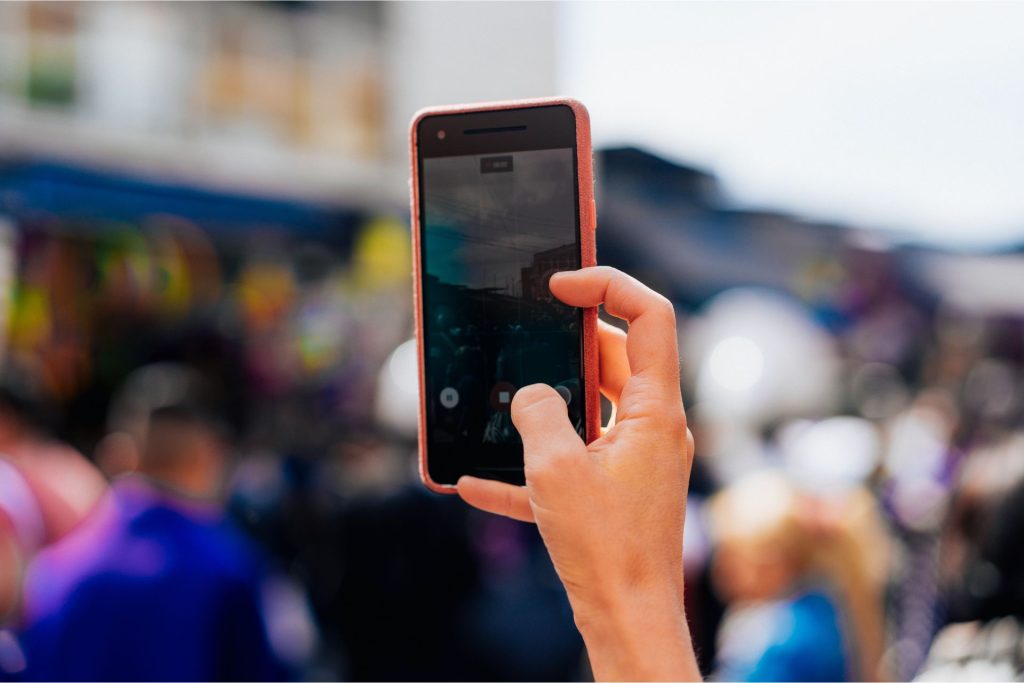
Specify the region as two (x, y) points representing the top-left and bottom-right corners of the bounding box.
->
(713, 539), (799, 604)
(137, 417), (228, 500)
(457, 266), (701, 681)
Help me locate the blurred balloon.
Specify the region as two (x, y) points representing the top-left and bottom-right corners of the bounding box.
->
(685, 288), (840, 425)
(374, 338), (418, 439)
(781, 416), (881, 494)
(707, 336), (764, 393)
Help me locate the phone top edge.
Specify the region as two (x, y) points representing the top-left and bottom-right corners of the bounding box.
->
(414, 101), (579, 159)
(410, 96), (587, 136)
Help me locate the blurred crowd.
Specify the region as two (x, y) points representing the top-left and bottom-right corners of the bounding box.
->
(0, 164), (589, 680)
(0, 143), (1022, 682)
(1, 2), (1021, 681)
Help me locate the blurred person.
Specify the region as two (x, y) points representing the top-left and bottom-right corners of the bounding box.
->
(678, 446), (728, 677)
(16, 366), (294, 681)
(916, 433), (1024, 681)
(325, 484), (484, 680)
(708, 471), (888, 681)
(937, 433), (1024, 625)
(881, 387), (962, 679)
(286, 425), (586, 680)
(0, 370), (106, 625)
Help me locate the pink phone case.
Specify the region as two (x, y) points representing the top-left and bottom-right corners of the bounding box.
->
(409, 97), (599, 494)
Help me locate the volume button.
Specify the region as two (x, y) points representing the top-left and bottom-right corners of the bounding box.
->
(591, 199), (598, 231)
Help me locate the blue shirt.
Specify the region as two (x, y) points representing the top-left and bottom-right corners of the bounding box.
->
(18, 478), (285, 682)
(716, 589), (850, 682)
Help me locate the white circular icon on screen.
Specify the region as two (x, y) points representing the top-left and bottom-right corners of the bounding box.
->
(555, 385), (572, 405)
(439, 387), (459, 409)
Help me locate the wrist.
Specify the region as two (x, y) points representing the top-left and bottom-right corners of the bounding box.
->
(573, 580), (700, 681)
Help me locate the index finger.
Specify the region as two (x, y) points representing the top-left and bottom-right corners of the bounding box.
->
(550, 266), (680, 395)
(457, 476), (535, 523)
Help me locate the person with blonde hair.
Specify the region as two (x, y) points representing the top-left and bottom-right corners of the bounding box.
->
(708, 471), (888, 681)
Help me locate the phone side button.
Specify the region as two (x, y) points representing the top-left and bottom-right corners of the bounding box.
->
(591, 199), (598, 231)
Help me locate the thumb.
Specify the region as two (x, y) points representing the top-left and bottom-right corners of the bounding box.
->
(512, 384), (586, 470)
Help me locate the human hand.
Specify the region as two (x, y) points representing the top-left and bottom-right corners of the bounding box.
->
(457, 266), (700, 681)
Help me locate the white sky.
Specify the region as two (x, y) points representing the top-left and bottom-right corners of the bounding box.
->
(559, 2), (1024, 247)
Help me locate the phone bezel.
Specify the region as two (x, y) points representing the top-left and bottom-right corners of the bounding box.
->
(410, 98), (598, 493)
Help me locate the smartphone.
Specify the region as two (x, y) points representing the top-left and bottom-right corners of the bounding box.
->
(410, 97), (599, 493)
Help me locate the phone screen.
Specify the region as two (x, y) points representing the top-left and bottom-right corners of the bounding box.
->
(416, 105), (583, 486)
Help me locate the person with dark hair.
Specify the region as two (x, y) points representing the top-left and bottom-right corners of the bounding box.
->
(917, 433), (1024, 680)
(16, 364), (288, 682)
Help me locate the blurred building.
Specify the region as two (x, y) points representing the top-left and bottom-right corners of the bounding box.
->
(1, 3), (1023, 682)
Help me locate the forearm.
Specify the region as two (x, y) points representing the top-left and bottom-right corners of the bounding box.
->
(575, 583), (702, 682)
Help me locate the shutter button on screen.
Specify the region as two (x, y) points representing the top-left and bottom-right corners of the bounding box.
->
(555, 385), (572, 405)
(489, 382), (516, 412)
(440, 387), (459, 409)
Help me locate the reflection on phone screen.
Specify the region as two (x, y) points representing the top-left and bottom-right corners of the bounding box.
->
(421, 147), (583, 475)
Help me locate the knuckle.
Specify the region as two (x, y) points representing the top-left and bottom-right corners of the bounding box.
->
(652, 293), (676, 322)
(663, 406), (688, 437)
(525, 447), (577, 487)
(525, 458), (554, 485)
(500, 486), (517, 516)
(524, 459), (558, 492)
